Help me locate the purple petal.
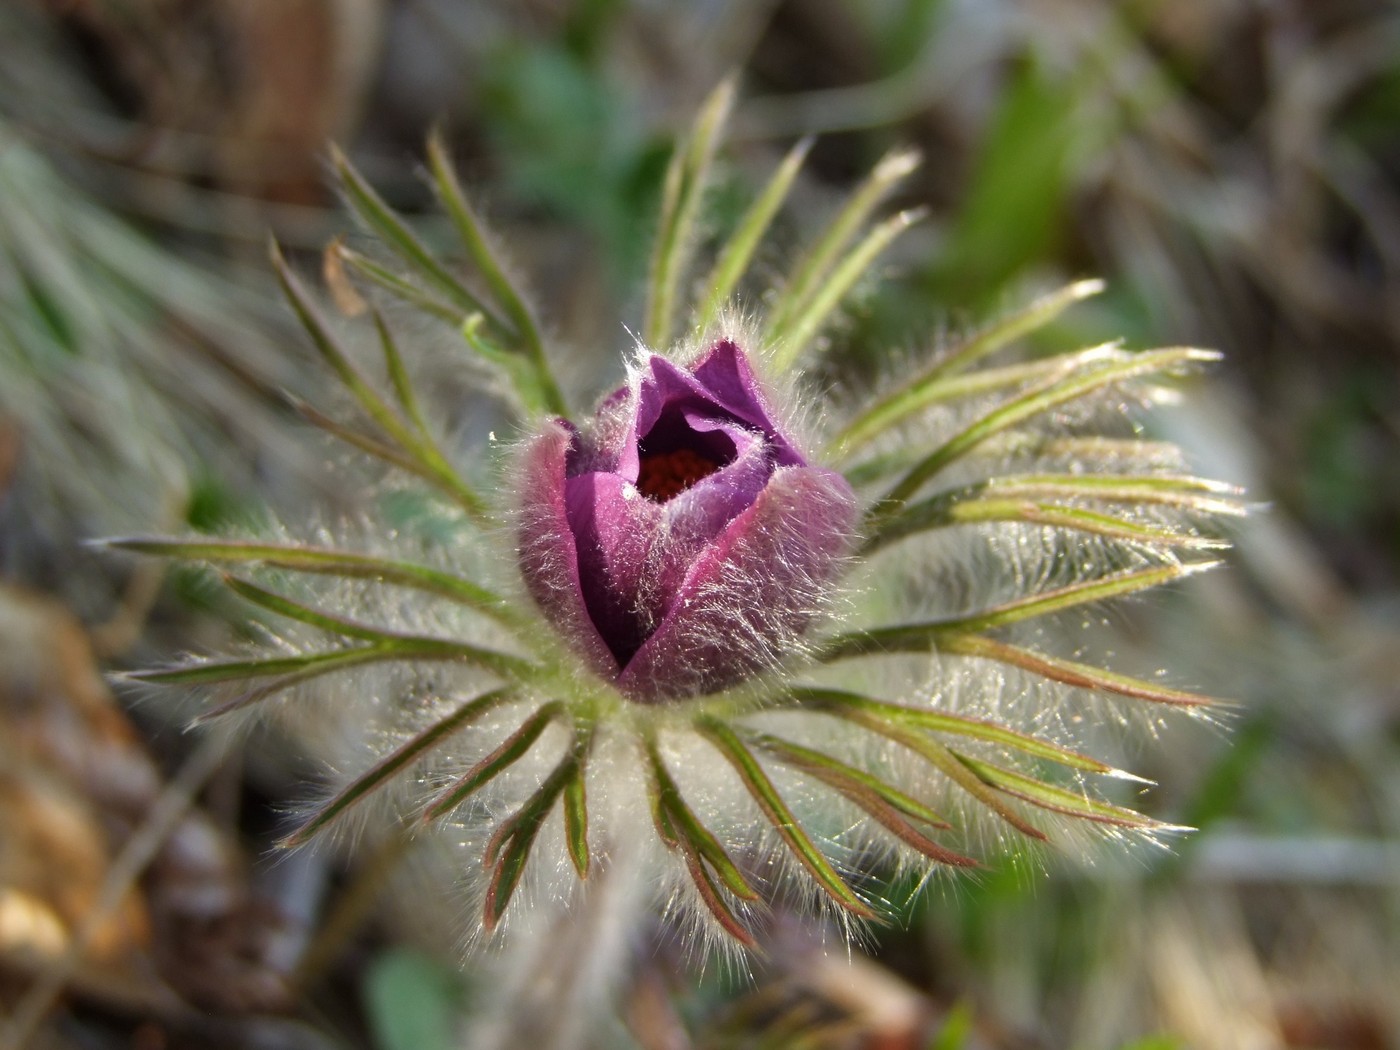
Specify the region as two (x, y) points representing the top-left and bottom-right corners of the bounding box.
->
(624, 345), (803, 479)
(563, 437), (772, 667)
(516, 421), (620, 678)
(690, 340), (804, 467)
(563, 471), (662, 666)
(616, 465), (858, 702)
(661, 428), (770, 536)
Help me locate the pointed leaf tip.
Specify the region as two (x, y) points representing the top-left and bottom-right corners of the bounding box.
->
(875, 148), (922, 181)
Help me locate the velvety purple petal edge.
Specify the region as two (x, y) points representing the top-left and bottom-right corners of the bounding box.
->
(563, 469), (662, 666)
(691, 340), (803, 466)
(616, 465), (858, 701)
(516, 420), (620, 679)
(620, 342), (803, 477)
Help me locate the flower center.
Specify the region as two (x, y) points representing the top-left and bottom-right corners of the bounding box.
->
(636, 448), (720, 502)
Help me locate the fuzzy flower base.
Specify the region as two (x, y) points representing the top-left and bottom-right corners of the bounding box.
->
(115, 82), (1239, 967)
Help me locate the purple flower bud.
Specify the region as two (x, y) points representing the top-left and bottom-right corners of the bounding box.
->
(518, 340), (858, 702)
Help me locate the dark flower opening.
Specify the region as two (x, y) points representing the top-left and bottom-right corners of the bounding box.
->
(637, 448), (721, 501)
(635, 400), (738, 501)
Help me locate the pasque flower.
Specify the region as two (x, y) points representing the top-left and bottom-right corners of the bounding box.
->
(520, 341), (857, 701)
(115, 82), (1240, 972)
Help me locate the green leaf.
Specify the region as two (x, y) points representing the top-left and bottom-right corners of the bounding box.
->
(271, 246), (487, 517)
(820, 561), (1214, 661)
(836, 714), (1047, 840)
(646, 740), (757, 901)
(103, 538), (513, 621)
(272, 241), (416, 442)
(458, 312), (557, 416)
(330, 144), (496, 325)
(281, 688), (513, 847)
(793, 688), (1124, 776)
(939, 634), (1215, 707)
(130, 631), (527, 724)
(644, 733), (767, 952)
(125, 647), (398, 688)
(768, 206), (926, 371)
(646, 77), (736, 349)
(479, 728), (593, 930)
(745, 730), (951, 828)
(427, 131), (566, 416)
(931, 561), (1211, 635)
(871, 346), (1221, 520)
(563, 759), (590, 878)
(217, 575), (530, 675)
(933, 59), (1079, 301)
(866, 492), (1230, 555)
(680, 848), (757, 949)
(950, 750), (1164, 828)
(694, 136), (812, 335)
(366, 315), (491, 509)
(482, 822), (540, 932)
(839, 351), (1155, 484)
(645, 738), (760, 946)
(185, 648), (475, 725)
(423, 702), (564, 821)
(335, 244), (465, 325)
(129, 615), (529, 726)
(952, 472), (1244, 513)
(764, 146), (920, 360)
(829, 279), (1105, 454)
(373, 310), (433, 437)
(742, 730), (978, 868)
(290, 396), (439, 476)
(364, 949), (465, 1050)
(697, 717), (874, 919)
(222, 575), (419, 643)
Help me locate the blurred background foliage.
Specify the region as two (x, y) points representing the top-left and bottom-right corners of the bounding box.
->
(0, 1), (1397, 1048)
